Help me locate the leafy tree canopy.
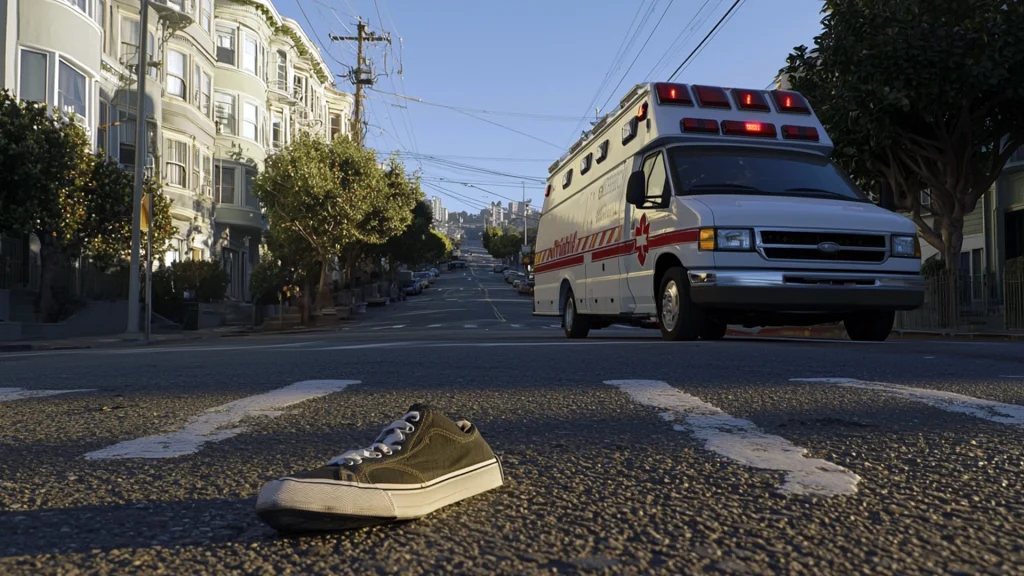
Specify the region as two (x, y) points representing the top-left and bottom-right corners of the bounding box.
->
(782, 0), (1024, 268)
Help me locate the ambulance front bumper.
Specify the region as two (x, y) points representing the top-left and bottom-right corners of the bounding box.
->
(686, 269), (924, 312)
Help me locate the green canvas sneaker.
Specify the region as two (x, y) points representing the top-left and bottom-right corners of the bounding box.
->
(255, 403), (504, 533)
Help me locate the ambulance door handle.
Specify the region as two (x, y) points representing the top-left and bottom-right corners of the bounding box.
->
(602, 263), (605, 271)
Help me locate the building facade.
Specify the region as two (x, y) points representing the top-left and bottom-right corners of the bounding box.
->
(0, 0), (353, 302)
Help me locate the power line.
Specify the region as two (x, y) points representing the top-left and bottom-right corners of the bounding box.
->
(644, 0), (719, 80)
(380, 151), (553, 163)
(667, 0), (745, 82)
(373, 89), (590, 121)
(599, 0), (676, 113)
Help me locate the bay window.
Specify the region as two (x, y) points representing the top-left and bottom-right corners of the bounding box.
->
(242, 36), (257, 75)
(19, 50), (48, 104)
(58, 61), (87, 117)
(165, 139), (189, 188)
(215, 92), (235, 135)
(167, 50), (186, 99)
(242, 101), (258, 141)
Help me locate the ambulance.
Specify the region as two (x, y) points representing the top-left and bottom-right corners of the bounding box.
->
(532, 82), (925, 341)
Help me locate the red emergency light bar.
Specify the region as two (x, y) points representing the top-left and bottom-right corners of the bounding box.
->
(654, 83), (693, 106)
(721, 120), (777, 138)
(733, 89), (770, 112)
(781, 125), (820, 141)
(693, 85), (731, 109)
(637, 101), (649, 121)
(681, 118), (720, 134)
(544, 183), (552, 197)
(771, 90), (811, 114)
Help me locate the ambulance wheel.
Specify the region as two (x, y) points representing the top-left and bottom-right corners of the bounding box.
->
(563, 289), (590, 339)
(657, 267), (704, 341)
(700, 319), (728, 341)
(843, 310), (895, 341)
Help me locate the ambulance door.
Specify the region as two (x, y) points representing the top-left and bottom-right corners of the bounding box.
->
(623, 149), (673, 316)
(583, 165), (626, 314)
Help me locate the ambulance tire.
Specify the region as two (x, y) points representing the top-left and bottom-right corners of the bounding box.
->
(562, 289), (590, 339)
(657, 267), (704, 341)
(843, 310), (895, 342)
(700, 319), (728, 340)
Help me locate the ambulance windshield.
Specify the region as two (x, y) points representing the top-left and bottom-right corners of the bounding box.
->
(668, 146), (868, 202)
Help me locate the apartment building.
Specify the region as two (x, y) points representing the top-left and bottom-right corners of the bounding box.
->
(0, 0), (353, 302)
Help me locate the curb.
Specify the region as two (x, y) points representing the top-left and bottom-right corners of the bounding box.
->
(0, 343), (93, 352)
(725, 327), (1024, 342)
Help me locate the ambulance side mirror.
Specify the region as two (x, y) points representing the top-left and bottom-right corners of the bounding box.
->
(626, 171), (647, 207)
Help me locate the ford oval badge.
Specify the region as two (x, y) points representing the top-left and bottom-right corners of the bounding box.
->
(816, 242), (840, 254)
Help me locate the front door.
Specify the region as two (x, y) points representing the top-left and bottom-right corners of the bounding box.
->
(623, 150), (672, 316)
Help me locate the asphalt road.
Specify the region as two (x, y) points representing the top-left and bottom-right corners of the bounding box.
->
(2, 244), (1024, 575)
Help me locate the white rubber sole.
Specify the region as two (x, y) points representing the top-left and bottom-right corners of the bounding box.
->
(256, 458), (504, 525)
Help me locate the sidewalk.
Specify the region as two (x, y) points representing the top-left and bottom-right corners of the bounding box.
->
(725, 325), (1024, 341)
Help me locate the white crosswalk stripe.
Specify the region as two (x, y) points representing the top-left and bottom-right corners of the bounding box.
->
(0, 387), (93, 403)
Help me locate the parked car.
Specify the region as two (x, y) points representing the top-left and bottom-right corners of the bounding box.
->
(413, 272), (431, 290)
(518, 279), (534, 295)
(493, 264), (504, 273)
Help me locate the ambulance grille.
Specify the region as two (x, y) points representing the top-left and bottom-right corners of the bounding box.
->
(758, 230), (888, 263)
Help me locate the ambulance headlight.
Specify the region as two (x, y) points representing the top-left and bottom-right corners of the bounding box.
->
(699, 228), (753, 251)
(891, 235), (921, 258)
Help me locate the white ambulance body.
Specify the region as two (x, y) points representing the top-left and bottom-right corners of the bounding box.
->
(532, 82), (924, 341)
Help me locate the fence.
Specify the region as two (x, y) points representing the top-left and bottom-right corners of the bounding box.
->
(1, 235), (128, 301)
(895, 270), (1024, 332)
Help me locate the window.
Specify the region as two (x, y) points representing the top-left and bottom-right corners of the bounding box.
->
(642, 152), (667, 201)
(58, 61), (87, 117)
(561, 169), (573, 190)
(330, 114), (342, 141)
(200, 0), (212, 33)
(194, 66), (211, 115)
(271, 111), (283, 148)
(192, 248), (202, 261)
(242, 101), (258, 141)
(202, 155), (212, 196)
(216, 27), (235, 65)
(580, 153), (593, 175)
(97, 101), (109, 154)
(97, 0), (105, 45)
(293, 74), (306, 103)
(167, 50), (186, 99)
(192, 146), (200, 191)
(215, 92), (235, 134)
(118, 109), (136, 166)
(242, 36), (257, 75)
(121, 17), (140, 68)
(165, 139), (188, 188)
(667, 147), (868, 202)
(147, 31), (157, 78)
(216, 166), (236, 204)
(276, 50), (287, 91)
(19, 50), (48, 104)
(244, 169), (257, 208)
(596, 140), (609, 163)
(67, 0), (87, 15)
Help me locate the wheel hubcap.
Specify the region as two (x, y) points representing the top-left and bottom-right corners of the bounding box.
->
(661, 281), (680, 331)
(565, 300), (574, 329)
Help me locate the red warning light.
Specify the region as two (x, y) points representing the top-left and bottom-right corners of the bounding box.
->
(544, 184), (552, 198)
(721, 120), (777, 138)
(781, 125), (820, 141)
(693, 85), (731, 109)
(771, 90), (811, 114)
(732, 89), (770, 112)
(637, 101), (649, 120)
(681, 118), (720, 134)
(654, 83), (693, 106)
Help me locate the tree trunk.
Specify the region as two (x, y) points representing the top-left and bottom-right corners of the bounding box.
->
(301, 277), (311, 325)
(37, 233), (60, 323)
(939, 216), (965, 331)
(314, 256), (332, 312)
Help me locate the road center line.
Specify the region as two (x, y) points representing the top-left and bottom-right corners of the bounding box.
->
(0, 387), (94, 403)
(85, 380), (360, 459)
(605, 379), (860, 497)
(792, 378), (1024, 426)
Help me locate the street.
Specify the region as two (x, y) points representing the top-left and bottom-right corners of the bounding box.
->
(2, 247), (1024, 575)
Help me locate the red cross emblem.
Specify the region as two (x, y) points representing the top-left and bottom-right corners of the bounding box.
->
(634, 213), (651, 266)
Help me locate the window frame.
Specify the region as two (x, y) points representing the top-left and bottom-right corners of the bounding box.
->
(194, 65), (212, 116)
(242, 100), (259, 141)
(18, 49), (49, 104)
(271, 110), (284, 148)
(164, 138), (189, 189)
(57, 59), (87, 118)
(166, 49), (187, 99)
(242, 33), (258, 75)
(199, 0), (212, 34)
(214, 91), (236, 135)
(216, 165), (237, 205)
(215, 26), (236, 66)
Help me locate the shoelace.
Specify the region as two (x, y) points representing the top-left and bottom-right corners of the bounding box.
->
(326, 411), (421, 466)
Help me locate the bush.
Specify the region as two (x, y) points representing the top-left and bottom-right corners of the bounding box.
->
(173, 260), (230, 303)
(250, 255), (292, 305)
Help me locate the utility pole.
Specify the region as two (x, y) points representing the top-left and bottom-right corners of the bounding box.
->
(125, 0), (150, 340)
(329, 19), (390, 146)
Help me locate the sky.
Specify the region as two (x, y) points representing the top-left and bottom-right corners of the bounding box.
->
(272, 0), (827, 216)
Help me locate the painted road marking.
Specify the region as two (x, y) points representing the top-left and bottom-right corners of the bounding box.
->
(85, 380), (359, 459)
(426, 324), (442, 328)
(394, 309), (465, 317)
(606, 379), (859, 497)
(510, 324), (523, 328)
(464, 324), (477, 328)
(793, 378), (1024, 426)
(0, 388), (94, 403)
(317, 342), (416, 351)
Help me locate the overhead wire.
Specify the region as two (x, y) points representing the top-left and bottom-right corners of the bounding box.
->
(565, 0), (654, 145)
(372, 89), (591, 121)
(644, 0), (719, 80)
(598, 0), (676, 113)
(667, 0), (746, 81)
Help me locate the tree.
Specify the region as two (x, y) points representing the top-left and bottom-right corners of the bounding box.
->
(78, 157), (174, 269)
(371, 200), (434, 273)
(254, 131), (387, 310)
(782, 0), (1024, 274)
(482, 226), (501, 252)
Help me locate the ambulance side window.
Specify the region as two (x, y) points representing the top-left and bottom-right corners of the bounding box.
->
(640, 151), (669, 206)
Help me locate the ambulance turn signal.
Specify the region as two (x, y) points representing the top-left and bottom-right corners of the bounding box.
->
(771, 90), (811, 114)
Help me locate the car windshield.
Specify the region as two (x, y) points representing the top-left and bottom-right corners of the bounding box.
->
(667, 146), (868, 202)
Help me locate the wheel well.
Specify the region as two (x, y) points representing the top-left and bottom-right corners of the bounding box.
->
(654, 253), (683, 295)
(558, 279), (573, 314)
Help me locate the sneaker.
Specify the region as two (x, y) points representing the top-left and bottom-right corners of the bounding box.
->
(255, 403), (504, 533)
